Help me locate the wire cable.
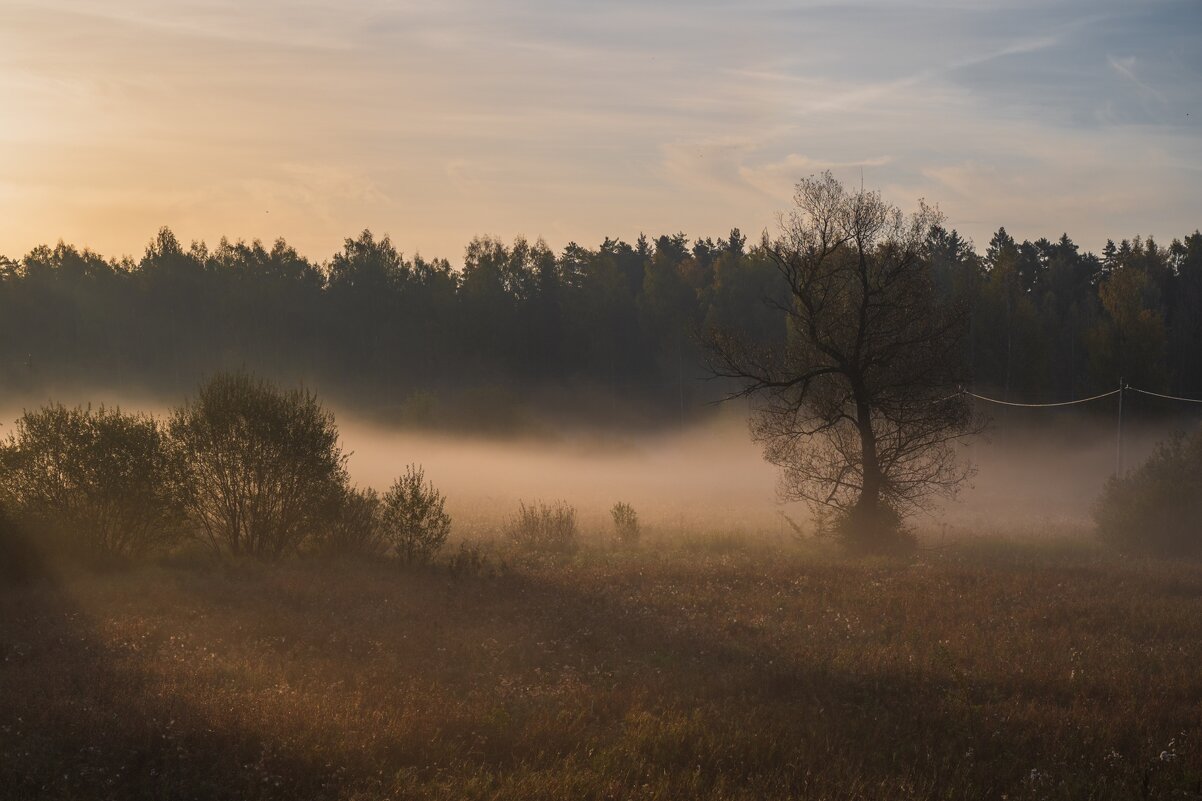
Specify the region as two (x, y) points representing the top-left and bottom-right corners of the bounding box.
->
(1127, 387), (1202, 404)
(963, 388), (1122, 408)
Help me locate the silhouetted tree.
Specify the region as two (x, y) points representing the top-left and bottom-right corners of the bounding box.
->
(708, 173), (978, 549)
(169, 372), (348, 559)
(0, 404), (180, 559)
(1088, 253), (1168, 390)
(381, 465), (451, 565)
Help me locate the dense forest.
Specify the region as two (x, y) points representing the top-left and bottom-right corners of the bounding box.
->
(1, 224), (1200, 428)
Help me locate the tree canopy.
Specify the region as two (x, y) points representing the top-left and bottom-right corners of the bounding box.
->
(709, 174), (979, 547)
(0, 216), (1199, 429)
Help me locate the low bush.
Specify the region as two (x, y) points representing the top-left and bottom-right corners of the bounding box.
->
(506, 500), (578, 552)
(610, 501), (640, 545)
(381, 465), (451, 564)
(0, 404), (179, 561)
(314, 487), (385, 557)
(1095, 429), (1202, 557)
(446, 541), (493, 578)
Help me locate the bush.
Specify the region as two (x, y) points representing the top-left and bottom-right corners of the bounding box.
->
(506, 500), (578, 552)
(610, 501), (640, 545)
(1096, 430), (1202, 557)
(170, 372), (348, 559)
(314, 487), (385, 557)
(381, 465), (451, 564)
(446, 541), (492, 578)
(0, 404), (179, 560)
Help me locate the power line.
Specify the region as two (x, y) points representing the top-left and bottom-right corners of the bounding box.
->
(931, 383), (1202, 480)
(959, 386), (1202, 407)
(1127, 387), (1202, 404)
(954, 383), (1202, 478)
(963, 388), (1121, 408)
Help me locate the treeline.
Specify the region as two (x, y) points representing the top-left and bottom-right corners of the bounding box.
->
(931, 227), (1202, 402)
(1, 224), (1200, 426)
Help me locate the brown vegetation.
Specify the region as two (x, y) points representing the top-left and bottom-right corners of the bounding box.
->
(3, 542), (1200, 800)
(1096, 428), (1202, 557)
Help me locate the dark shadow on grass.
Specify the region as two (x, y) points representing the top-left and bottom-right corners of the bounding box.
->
(4, 552), (1200, 799)
(0, 565), (356, 800)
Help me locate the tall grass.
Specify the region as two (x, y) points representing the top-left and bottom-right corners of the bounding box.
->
(504, 500), (578, 553)
(3, 543), (1200, 800)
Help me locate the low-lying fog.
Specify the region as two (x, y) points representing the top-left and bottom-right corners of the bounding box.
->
(1, 390), (1188, 542)
(339, 413), (793, 540)
(337, 411), (1176, 542)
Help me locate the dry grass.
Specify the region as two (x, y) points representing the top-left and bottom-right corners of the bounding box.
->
(3, 541), (1202, 800)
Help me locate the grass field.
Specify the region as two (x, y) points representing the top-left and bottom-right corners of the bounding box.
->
(3, 539), (1202, 800)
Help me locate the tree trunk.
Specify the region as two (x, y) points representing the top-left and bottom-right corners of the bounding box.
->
(846, 396), (902, 550)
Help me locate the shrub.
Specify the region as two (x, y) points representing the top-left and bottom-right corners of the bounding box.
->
(1095, 429), (1202, 557)
(0, 404), (179, 560)
(170, 372), (348, 559)
(314, 487), (385, 557)
(506, 500), (578, 552)
(381, 465), (451, 564)
(446, 541), (491, 578)
(610, 501), (640, 545)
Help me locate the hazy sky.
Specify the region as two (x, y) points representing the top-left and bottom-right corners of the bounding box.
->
(1, 0), (1198, 264)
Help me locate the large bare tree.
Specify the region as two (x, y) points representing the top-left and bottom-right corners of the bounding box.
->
(709, 173), (978, 548)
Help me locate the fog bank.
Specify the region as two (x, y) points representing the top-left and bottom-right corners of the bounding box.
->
(339, 411), (1190, 541)
(2, 390), (1190, 542)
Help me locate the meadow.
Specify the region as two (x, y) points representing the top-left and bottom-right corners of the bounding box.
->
(4, 536), (1201, 801)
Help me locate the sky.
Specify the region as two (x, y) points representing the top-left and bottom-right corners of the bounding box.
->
(0, 0), (1199, 264)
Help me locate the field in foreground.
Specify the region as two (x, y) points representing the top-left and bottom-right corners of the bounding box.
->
(3, 542), (1202, 800)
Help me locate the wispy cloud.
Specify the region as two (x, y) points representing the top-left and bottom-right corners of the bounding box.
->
(0, 0), (1198, 261)
(1107, 55), (1168, 104)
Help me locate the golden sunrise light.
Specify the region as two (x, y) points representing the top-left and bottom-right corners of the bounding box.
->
(2, 0), (1198, 262)
(3, 3), (1202, 799)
